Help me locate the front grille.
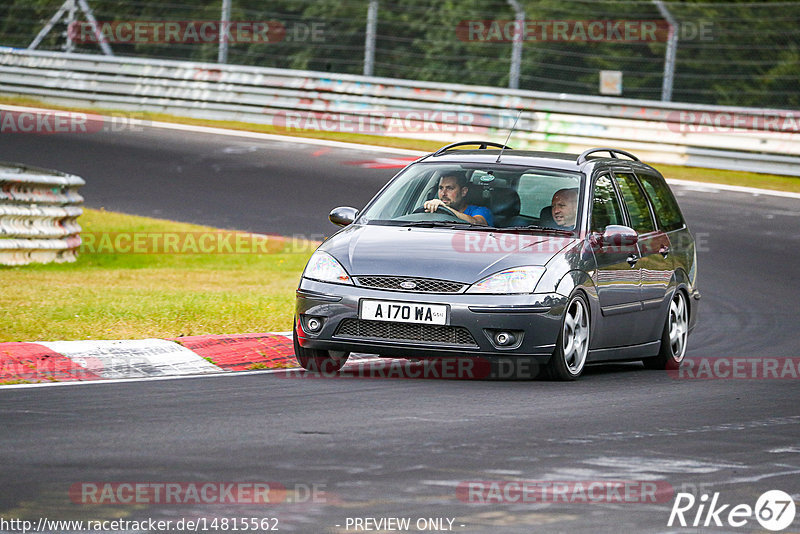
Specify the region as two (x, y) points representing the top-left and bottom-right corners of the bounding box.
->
(356, 276), (465, 293)
(335, 319), (477, 346)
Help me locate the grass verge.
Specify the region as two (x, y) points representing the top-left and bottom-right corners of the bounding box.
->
(2, 95), (798, 193)
(0, 208), (314, 342)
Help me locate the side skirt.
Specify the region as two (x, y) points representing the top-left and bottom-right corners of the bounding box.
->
(587, 341), (661, 363)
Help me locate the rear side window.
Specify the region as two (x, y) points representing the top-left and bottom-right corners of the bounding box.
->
(613, 172), (656, 234)
(590, 175), (624, 233)
(636, 172), (685, 231)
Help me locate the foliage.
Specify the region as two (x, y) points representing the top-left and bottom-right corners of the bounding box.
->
(2, 1), (798, 107)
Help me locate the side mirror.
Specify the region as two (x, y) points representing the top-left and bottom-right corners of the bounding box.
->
(329, 206), (358, 227)
(598, 225), (639, 248)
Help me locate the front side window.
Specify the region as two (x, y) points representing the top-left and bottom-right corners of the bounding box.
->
(590, 175), (624, 233)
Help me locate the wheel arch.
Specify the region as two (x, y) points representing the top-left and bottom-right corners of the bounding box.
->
(671, 268), (695, 326)
(555, 269), (598, 337)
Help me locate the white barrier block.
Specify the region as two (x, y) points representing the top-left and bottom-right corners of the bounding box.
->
(39, 339), (221, 379)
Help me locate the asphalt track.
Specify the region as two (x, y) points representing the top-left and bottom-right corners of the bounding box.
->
(1, 125), (799, 533)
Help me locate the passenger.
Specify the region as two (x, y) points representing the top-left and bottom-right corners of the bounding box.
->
(551, 188), (578, 229)
(423, 172), (493, 226)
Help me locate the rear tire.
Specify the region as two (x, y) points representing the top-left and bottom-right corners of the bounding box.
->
(545, 292), (590, 381)
(643, 290), (688, 370)
(293, 325), (350, 373)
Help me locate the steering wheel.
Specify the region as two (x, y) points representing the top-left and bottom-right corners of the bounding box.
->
(412, 204), (461, 219)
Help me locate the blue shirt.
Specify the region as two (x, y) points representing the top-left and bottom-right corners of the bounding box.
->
(464, 205), (493, 226)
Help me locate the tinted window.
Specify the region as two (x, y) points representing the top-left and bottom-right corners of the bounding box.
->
(614, 172), (656, 234)
(636, 173), (685, 231)
(590, 175), (624, 233)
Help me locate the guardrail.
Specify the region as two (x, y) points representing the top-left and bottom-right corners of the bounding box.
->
(0, 162), (84, 266)
(0, 47), (798, 176)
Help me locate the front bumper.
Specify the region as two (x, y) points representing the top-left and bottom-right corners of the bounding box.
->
(295, 278), (567, 359)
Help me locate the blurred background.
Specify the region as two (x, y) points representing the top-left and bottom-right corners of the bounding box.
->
(3, 0), (798, 108)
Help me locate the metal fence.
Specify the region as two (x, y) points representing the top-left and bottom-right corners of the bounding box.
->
(2, 0), (799, 109)
(0, 162), (84, 266)
(1, 48), (798, 177)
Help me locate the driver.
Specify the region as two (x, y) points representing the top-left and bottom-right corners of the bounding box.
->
(423, 172), (492, 226)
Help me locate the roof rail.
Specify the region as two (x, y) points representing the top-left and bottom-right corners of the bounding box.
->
(432, 141), (512, 157)
(577, 148), (640, 165)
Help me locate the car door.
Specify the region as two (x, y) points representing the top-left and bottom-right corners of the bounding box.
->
(612, 171), (673, 341)
(635, 169), (694, 335)
(588, 173), (643, 349)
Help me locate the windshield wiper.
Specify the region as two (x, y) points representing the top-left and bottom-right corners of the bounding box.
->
(400, 221), (462, 228)
(401, 221), (505, 231)
(505, 225), (576, 236)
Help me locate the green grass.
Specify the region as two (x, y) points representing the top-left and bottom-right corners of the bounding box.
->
(3, 95), (798, 192)
(0, 209), (315, 342)
(655, 164), (800, 193)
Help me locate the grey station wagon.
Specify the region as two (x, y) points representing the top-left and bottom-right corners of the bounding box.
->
(293, 142), (699, 380)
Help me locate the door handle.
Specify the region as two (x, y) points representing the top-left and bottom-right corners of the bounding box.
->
(659, 245), (670, 258)
(627, 254), (639, 267)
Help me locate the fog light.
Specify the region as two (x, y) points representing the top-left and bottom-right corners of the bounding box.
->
(495, 331), (515, 346)
(306, 317), (322, 332)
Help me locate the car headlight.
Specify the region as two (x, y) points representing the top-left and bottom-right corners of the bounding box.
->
(466, 266), (545, 294)
(303, 250), (353, 285)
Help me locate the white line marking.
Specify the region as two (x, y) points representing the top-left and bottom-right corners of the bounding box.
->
(667, 178), (800, 200)
(0, 368), (290, 389)
(0, 104), (424, 156)
(0, 356), (385, 390)
(717, 467), (800, 486)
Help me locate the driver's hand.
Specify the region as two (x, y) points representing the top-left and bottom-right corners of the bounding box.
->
(424, 199), (444, 213)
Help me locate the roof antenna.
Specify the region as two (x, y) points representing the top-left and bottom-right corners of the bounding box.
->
(496, 108), (523, 163)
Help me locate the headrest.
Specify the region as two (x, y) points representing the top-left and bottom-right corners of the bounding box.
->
(464, 185), (490, 207)
(491, 188), (520, 217)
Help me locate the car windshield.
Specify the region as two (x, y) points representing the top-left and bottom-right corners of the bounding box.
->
(358, 162), (583, 231)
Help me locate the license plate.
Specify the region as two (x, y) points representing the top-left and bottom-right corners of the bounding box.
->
(359, 300), (448, 325)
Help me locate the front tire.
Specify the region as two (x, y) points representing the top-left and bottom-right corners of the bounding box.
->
(293, 325), (350, 373)
(643, 290), (688, 370)
(545, 292), (590, 381)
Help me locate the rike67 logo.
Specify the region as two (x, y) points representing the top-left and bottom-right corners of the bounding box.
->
(669, 490), (796, 531)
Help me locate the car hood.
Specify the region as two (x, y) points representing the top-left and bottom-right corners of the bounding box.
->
(319, 224), (576, 283)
